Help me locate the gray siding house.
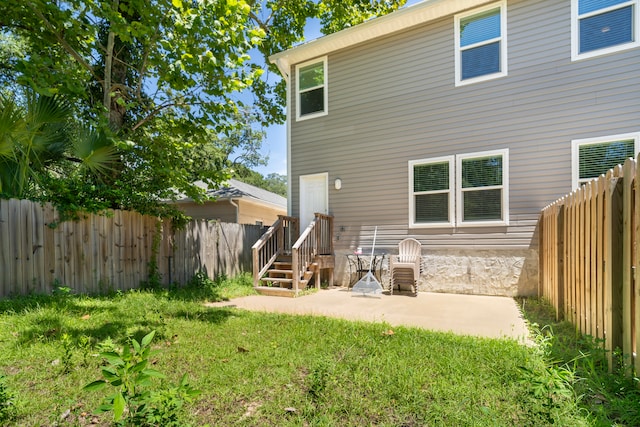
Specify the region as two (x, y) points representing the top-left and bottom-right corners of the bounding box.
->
(269, 0), (640, 296)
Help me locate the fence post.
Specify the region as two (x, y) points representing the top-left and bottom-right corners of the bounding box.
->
(604, 167), (624, 371)
(622, 159), (636, 375)
(634, 155), (640, 377)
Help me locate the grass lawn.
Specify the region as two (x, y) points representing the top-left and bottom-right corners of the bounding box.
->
(0, 274), (632, 426)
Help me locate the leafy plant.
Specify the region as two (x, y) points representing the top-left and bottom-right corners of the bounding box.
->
(60, 333), (74, 374)
(143, 375), (200, 427)
(0, 375), (16, 423)
(78, 334), (92, 368)
(51, 279), (72, 296)
(519, 323), (579, 423)
(84, 331), (199, 425)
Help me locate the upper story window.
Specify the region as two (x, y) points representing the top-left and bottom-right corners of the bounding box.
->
(296, 57), (328, 121)
(409, 149), (509, 228)
(454, 1), (508, 86)
(571, 133), (639, 187)
(572, 0), (639, 60)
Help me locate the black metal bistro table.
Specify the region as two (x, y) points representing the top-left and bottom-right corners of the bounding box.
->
(346, 249), (387, 289)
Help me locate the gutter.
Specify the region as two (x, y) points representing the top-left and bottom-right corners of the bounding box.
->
(268, 0), (492, 71)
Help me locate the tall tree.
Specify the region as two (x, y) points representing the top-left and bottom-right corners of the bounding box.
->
(0, 0), (405, 214)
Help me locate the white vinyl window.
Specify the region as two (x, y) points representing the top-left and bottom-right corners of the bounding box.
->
(409, 156), (455, 228)
(456, 149), (509, 226)
(571, 133), (639, 188)
(296, 57), (328, 121)
(454, 1), (508, 86)
(571, 0), (639, 61)
(409, 149), (509, 228)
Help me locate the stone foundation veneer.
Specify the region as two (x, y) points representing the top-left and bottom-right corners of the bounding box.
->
(338, 248), (538, 297)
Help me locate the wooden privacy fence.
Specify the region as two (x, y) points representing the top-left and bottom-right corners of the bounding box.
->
(0, 198), (265, 297)
(539, 157), (639, 375)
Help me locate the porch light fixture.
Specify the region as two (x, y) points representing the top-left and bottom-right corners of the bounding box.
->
(334, 178), (342, 190)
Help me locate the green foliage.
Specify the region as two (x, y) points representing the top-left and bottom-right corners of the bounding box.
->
(233, 166), (287, 197)
(0, 91), (117, 199)
(518, 324), (579, 424)
(519, 298), (640, 426)
(60, 332), (75, 374)
(84, 330), (200, 425)
(142, 221), (163, 290)
(307, 357), (332, 401)
(1, 0), (405, 216)
(0, 375), (16, 424)
(78, 334), (93, 368)
(181, 271), (256, 301)
(0, 289), (594, 425)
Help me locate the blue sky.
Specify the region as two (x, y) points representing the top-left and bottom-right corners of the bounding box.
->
(253, 0), (423, 176)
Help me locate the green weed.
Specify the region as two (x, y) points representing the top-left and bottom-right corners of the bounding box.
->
(84, 330), (200, 425)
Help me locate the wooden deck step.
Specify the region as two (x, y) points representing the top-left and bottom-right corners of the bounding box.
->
(261, 277), (293, 284)
(273, 262), (293, 269)
(267, 269), (294, 275)
(260, 276), (309, 289)
(253, 286), (298, 297)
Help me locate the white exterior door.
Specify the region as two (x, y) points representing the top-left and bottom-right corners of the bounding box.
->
(299, 173), (328, 228)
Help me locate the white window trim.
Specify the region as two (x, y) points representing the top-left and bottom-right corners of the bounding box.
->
(295, 56), (328, 121)
(454, 1), (508, 87)
(408, 149), (509, 228)
(571, 0), (640, 61)
(408, 156), (455, 228)
(571, 132), (640, 188)
(456, 149), (509, 227)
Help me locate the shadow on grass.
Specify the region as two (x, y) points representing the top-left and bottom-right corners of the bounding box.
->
(2, 287), (240, 349)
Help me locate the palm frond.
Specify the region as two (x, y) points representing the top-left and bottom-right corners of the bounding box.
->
(73, 127), (119, 176)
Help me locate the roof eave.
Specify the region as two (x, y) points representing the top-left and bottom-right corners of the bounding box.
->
(268, 0), (493, 72)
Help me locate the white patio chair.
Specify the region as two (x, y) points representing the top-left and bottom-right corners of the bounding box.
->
(389, 238), (421, 296)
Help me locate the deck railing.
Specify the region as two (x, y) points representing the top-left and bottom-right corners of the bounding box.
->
(314, 213), (334, 255)
(251, 215), (299, 287)
(291, 213), (334, 291)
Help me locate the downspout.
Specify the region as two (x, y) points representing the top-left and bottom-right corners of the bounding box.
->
(274, 57), (292, 216)
(229, 198), (239, 224)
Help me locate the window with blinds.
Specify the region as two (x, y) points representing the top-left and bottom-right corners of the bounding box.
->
(572, 0), (638, 60)
(409, 149), (509, 228)
(410, 157), (454, 226)
(455, 1), (507, 86)
(572, 134), (639, 187)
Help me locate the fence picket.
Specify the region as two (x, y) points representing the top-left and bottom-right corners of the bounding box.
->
(596, 176), (605, 340)
(540, 158), (639, 376)
(0, 199), (263, 299)
(0, 200), (11, 295)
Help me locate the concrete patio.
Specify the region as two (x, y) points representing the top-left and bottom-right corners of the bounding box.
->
(206, 287), (531, 343)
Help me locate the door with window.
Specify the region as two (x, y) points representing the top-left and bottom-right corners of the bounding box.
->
(299, 173), (328, 228)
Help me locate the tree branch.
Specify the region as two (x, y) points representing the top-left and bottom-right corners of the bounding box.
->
(25, 2), (101, 83)
(131, 101), (183, 131)
(103, 0), (119, 117)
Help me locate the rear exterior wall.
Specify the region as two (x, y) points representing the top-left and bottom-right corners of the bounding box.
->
(289, 0), (640, 295)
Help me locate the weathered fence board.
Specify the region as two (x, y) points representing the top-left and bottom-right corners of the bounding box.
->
(540, 158), (639, 376)
(0, 199), (266, 297)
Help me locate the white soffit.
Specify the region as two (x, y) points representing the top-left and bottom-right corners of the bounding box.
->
(269, 0), (493, 76)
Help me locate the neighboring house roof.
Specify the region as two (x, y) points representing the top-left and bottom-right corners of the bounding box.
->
(269, 0), (491, 75)
(174, 179), (287, 209)
(207, 179), (287, 209)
